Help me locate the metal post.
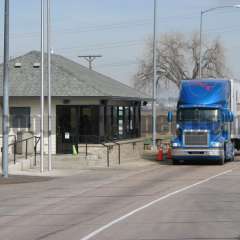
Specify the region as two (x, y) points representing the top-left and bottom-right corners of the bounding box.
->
(199, 10), (203, 79)
(47, 0), (52, 171)
(13, 143), (16, 164)
(34, 137), (37, 166)
(118, 144), (121, 165)
(107, 146), (109, 168)
(152, 0), (157, 150)
(25, 140), (28, 160)
(2, 0), (10, 178)
(40, 0), (45, 173)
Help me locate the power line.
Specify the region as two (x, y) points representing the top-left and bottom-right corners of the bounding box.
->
(98, 60), (138, 68)
(56, 39), (145, 52)
(0, 39), (146, 59)
(0, 13), (204, 40)
(1, 8), (239, 40)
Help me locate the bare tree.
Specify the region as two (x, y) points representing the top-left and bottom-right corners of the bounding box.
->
(134, 32), (228, 93)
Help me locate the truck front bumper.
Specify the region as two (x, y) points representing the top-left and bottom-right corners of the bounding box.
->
(172, 148), (224, 160)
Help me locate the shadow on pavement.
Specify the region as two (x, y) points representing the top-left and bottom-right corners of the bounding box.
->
(0, 175), (54, 185)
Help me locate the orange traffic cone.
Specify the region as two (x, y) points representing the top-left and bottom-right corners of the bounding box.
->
(157, 147), (163, 161)
(167, 144), (172, 159)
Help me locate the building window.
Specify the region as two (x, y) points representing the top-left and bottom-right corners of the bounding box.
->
(109, 104), (141, 140)
(10, 107), (31, 128)
(130, 106), (134, 131)
(118, 106), (124, 137)
(112, 106), (119, 138)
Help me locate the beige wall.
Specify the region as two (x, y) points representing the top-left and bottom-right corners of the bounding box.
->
(0, 97), (100, 154)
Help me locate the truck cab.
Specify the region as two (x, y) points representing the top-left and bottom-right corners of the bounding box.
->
(171, 79), (238, 165)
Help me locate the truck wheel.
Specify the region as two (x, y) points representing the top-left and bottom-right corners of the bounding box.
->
(172, 159), (179, 165)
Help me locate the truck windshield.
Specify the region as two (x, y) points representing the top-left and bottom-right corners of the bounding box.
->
(177, 108), (220, 122)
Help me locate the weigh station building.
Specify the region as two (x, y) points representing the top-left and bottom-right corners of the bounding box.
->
(0, 51), (149, 154)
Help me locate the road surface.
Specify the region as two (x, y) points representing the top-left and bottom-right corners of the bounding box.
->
(0, 159), (240, 240)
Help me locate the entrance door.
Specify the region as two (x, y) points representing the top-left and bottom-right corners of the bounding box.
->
(79, 106), (99, 143)
(56, 106), (78, 154)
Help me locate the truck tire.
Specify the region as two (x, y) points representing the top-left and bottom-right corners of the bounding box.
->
(172, 159), (179, 165)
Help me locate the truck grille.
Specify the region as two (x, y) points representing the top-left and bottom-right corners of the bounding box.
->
(184, 131), (208, 146)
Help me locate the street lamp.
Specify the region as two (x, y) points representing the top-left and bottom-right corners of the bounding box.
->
(199, 5), (240, 79)
(152, 0), (157, 150)
(47, 0), (52, 171)
(40, 0), (45, 173)
(2, 0), (10, 178)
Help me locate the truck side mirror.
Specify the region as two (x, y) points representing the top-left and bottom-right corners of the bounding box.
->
(223, 111), (234, 122)
(229, 112), (234, 122)
(168, 112), (173, 122)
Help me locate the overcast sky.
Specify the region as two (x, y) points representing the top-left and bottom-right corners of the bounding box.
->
(1, 0), (240, 88)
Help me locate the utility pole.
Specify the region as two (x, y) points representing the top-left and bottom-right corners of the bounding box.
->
(47, 0), (52, 171)
(152, 0), (157, 151)
(78, 55), (102, 70)
(40, 0), (45, 173)
(2, 0), (10, 178)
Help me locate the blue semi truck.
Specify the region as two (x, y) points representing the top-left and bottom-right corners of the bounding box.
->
(171, 79), (240, 165)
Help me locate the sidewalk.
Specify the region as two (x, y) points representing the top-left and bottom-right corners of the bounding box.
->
(6, 153), (157, 177)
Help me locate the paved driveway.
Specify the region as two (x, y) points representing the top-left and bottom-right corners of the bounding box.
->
(0, 159), (240, 240)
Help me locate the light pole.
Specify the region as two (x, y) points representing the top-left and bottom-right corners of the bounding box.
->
(152, 0), (157, 150)
(2, 0), (10, 178)
(47, 0), (52, 171)
(199, 5), (240, 78)
(40, 0), (45, 173)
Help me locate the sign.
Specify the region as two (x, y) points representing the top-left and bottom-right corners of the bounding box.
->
(65, 132), (70, 139)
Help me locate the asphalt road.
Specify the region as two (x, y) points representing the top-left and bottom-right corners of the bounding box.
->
(0, 159), (240, 240)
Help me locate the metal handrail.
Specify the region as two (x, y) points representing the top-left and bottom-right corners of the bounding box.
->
(79, 142), (111, 167)
(77, 135), (145, 167)
(0, 134), (16, 141)
(1, 136), (41, 165)
(106, 138), (121, 165)
(34, 136), (41, 166)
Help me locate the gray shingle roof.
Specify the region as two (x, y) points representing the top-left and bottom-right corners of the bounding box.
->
(0, 51), (149, 100)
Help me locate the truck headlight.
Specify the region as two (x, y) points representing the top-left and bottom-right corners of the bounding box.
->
(172, 142), (180, 147)
(211, 142), (223, 148)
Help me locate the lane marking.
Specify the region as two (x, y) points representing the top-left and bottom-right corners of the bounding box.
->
(80, 169), (233, 240)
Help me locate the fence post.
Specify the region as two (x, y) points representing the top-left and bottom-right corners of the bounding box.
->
(14, 143), (16, 164)
(107, 146), (109, 168)
(86, 144), (88, 156)
(1, 148), (2, 167)
(118, 144), (121, 165)
(25, 139), (28, 160)
(34, 145), (37, 166)
(34, 137), (39, 166)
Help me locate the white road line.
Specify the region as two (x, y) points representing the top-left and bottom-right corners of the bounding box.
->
(80, 169), (233, 240)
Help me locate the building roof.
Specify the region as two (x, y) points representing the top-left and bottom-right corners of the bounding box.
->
(0, 51), (149, 100)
